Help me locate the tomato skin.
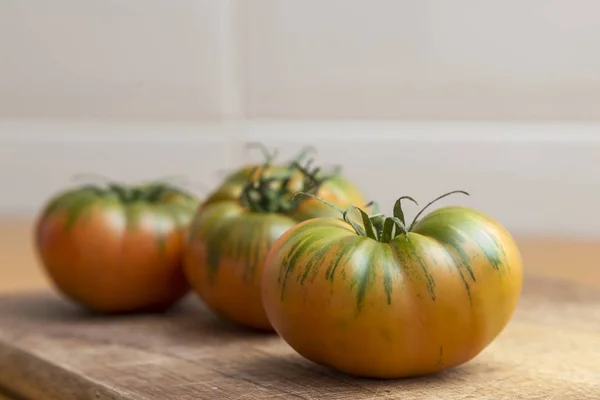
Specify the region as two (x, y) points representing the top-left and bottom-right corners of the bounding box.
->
(261, 206), (523, 378)
(183, 201), (297, 330)
(35, 185), (199, 314)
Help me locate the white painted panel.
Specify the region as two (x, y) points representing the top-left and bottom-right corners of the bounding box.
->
(241, 0), (600, 120)
(0, 0), (234, 119)
(1, 119), (599, 238)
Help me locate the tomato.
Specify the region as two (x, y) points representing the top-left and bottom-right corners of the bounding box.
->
(261, 191), (523, 378)
(35, 181), (199, 314)
(201, 143), (309, 208)
(202, 143), (365, 219)
(183, 161), (366, 331)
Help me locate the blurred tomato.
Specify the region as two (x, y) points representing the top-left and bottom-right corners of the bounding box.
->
(184, 154), (366, 330)
(35, 181), (199, 314)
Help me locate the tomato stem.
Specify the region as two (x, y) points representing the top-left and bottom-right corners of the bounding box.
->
(294, 190), (470, 243)
(370, 214), (387, 239)
(365, 201), (380, 214)
(239, 159), (330, 214)
(408, 190), (469, 231)
(289, 145), (318, 167)
(345, 206), (377, 240)
(393, 217), (409, 238)
(380, 218), (396, 242)
(290, 160), (332, 189)
(245, 142), (279, 165)
(393, 196), (418, 226)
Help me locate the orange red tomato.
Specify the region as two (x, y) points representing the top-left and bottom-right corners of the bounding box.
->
(35, 181), (199, 314)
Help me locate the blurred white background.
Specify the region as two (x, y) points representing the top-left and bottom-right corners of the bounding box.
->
(1, 0), (599, 238)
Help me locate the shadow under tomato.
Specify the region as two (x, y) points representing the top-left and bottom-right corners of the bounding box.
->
(0, 289), (201, 321)
(0, 291), (276, 352)
(161, 295), (279, 344)
(0, 290), (90, 323)
(219, 350), (502, 398)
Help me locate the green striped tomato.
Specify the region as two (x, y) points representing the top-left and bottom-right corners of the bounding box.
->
(261, 191), (523, 378)
(35, 180), (199, 314)
(204, 165), (364, 221)
(183, 159), (366, 331)
(183, 201), (297, 330)
(200, 143), (310, 209)
(201, 143), (364, 221)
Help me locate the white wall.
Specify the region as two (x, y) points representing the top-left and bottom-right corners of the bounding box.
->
(1, 1), (599, 238)
(0, 0), (234, 120)
(3, 0), (600, 120)
(241, 1), (600, 120)
(2, 119), (599, 239)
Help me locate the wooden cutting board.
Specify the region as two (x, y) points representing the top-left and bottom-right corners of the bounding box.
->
(0, 275), (598, 400)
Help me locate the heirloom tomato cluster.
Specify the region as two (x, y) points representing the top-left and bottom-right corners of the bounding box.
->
(34, 143), (523, 379)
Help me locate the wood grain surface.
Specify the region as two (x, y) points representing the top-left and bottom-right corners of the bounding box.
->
(0, 218), (599, 399)
(0, 276), (598, 399)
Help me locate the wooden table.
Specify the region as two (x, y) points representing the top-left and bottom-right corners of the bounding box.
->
(1, 217), (599, 399)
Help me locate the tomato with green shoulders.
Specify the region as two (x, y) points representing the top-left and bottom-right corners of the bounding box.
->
(35, 179), (199, 314)
(261, 191), (523, 378)
(183, 162), (367, 331)
(201, 143), (365, 220)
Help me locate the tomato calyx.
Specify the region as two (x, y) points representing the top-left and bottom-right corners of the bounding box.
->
(290, 158), (342, 192)
(69, 174), (198, 204)
(104, 183), (188, 203)
(245, 142), (281, 167)
(215, 143), (320, 185)
(238, 157), (340, 214)
(295, 190), (470, 243)
(240, 142), (343, 187)
(243, 142), (319, 171)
